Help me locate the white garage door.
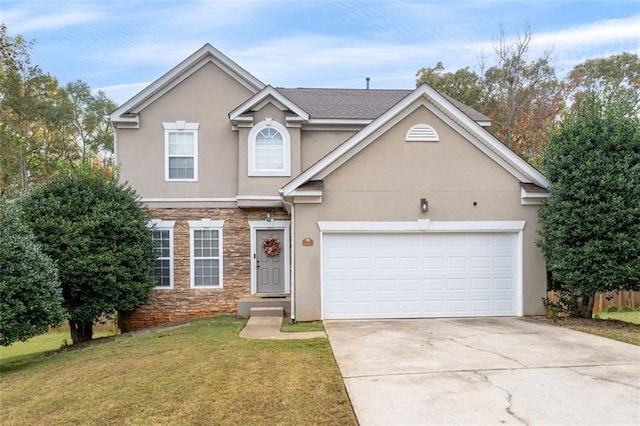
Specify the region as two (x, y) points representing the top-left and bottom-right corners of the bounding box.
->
(322, 232), (520, 319)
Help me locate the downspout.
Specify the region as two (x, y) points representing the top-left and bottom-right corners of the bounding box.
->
(283, 198), (296, 323)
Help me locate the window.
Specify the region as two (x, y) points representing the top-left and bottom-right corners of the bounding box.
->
(163, 121), (199, 181)
(189, 219), (224, 288)
(248, 119), (291, 176)
(148, 220), (175, 289)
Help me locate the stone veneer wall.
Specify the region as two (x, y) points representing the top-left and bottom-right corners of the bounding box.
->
(119, 207), (289, 331)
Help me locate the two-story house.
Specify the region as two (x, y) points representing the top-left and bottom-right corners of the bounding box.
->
(110, 44), (549, 330)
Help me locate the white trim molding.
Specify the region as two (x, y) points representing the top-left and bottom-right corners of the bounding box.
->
(110, 43), (264, 126)
(521, 185), (550, 205)
(248, 220), (291, 295)
(317, 220), (526, 233)
(229, 86), (309, 123)
(282, 84), (548, 197)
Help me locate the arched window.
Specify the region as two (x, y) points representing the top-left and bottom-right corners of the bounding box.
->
(248, 119), (291, 176)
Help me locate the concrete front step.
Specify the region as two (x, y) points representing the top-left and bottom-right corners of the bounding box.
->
(237, 297), (291, 318)
(250, 307), (284, 317)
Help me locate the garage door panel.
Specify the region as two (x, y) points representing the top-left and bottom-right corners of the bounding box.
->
(447, 256), (467, 268)
(447, 278), (467, 291)
(322, 232), (520, 319)
(424, 278), (445, 291)
(494, 278), (515, 290)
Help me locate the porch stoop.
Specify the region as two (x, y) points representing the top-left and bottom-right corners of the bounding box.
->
(237, 296), (291, 318)
(249, 307), (284, 317)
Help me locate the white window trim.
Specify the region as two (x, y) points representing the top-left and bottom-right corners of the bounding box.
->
(188, 219), (224, 289)
(148, 219), (175, 290)
(248, 119), (291, 177)
(163, 121), (199, 182)
(248, 220), (291, 295)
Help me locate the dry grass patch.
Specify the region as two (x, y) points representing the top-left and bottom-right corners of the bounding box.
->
(0, 316), (356, 426)
(532, 316), (640, 346)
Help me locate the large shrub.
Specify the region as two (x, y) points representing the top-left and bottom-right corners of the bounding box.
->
(539, 95), (640, 317)
(19, 171), (157, 343)
(0, 201), (65, 346)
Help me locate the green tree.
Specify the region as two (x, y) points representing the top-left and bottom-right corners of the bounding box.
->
(415, 25), (563, 166)
(0, 201), (65, 346)
(483, 26), (562, 164)
(538, 95), (640, 317)
(416, 62), (487, 113)
(19, 171), (157, 344)
(63, 80), (118, 169)
(0, 24), (71, 197)
(0, 25), (118, 198)
(567, 52), (640, 113)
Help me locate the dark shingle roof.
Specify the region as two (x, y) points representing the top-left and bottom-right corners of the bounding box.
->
(276, 87), (490, 123)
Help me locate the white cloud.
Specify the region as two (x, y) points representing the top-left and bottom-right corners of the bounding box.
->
(2, 7), (100, 33)
(534, 14), (640, 50)
(96, 82), (150, 107)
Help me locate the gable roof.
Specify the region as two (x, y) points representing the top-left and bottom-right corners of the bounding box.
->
(110, 44), (265, 127)
(229, 85), (309, 123)
(281, 84), (547, 197)
(276, 88), (491, 124)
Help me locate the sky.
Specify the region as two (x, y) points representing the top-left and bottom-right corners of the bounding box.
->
(2, 0), (639, 106)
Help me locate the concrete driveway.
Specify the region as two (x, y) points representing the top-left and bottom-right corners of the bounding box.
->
(324, 318), (640, 425)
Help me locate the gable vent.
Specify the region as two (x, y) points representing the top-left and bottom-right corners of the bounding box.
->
(406, 124), (439, 142)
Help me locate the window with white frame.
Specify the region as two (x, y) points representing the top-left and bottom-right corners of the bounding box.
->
(163, 121), (199, 181)
(248, 119), (291, 176)
(148, 219), (175, 289)
(189, 219), (224, 288)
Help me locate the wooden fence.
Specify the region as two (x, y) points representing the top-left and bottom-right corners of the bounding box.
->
(547, 290), (639, 314)
(592, 290), (640, 314)
(50, 317), (118, 333)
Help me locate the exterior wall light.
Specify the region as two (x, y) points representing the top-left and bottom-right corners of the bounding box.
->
(265, 211), (273, 222)
(420, 198), (429, 213)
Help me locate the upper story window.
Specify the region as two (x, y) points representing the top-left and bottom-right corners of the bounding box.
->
(248, 119), (291, 177)
(163, 121), (199, 181)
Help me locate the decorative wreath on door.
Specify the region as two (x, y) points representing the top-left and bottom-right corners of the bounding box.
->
(262, 238), (281, 257)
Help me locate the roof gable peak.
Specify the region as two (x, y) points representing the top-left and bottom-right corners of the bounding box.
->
(110, 44), (265, 127)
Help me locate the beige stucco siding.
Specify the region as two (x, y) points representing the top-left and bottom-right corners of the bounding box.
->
(117, 63), (253, 199)
(293, 105), (546, 320)
(300, 130), (356, 170)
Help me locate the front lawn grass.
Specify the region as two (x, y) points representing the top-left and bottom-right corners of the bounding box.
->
(594, 310), (640, 324)
(280, 318), (325, 333)
(0, 331), (116, 368)
(0, 316), (356, 426)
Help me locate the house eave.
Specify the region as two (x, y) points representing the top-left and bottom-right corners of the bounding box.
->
(520, 185), (550, 205)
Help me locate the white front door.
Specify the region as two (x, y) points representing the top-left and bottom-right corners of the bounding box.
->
(322, 232), (520, 319)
